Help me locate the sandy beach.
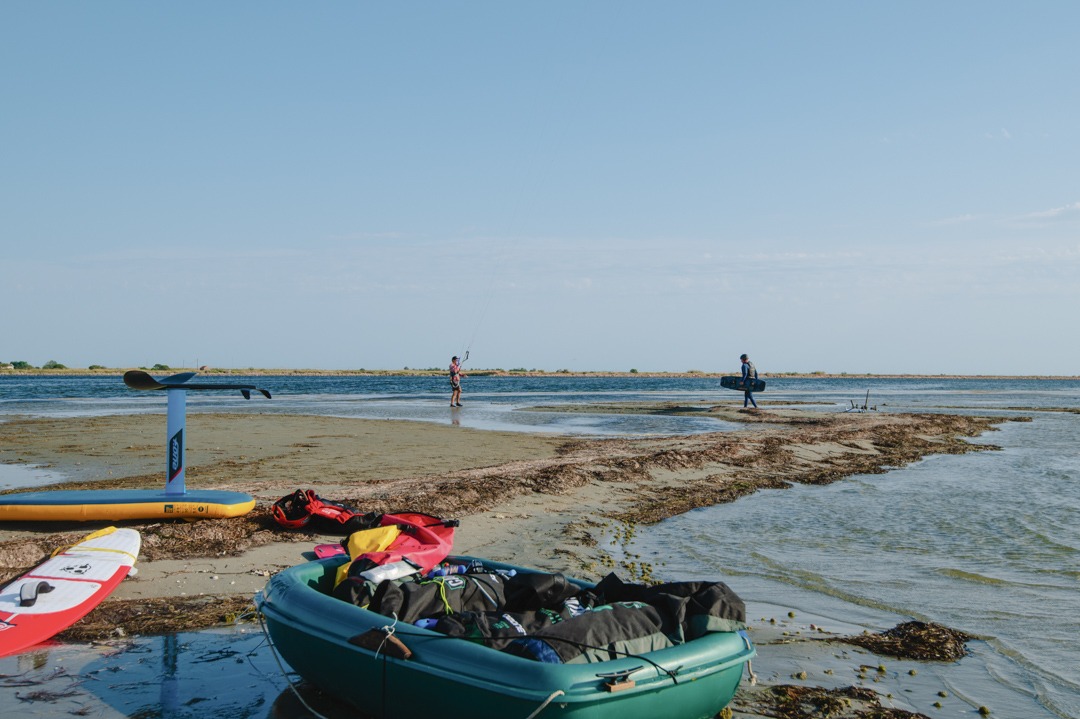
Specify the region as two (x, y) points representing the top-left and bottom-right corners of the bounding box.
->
(0, 404), (1013, 717)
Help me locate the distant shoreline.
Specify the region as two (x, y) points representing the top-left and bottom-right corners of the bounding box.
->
(2, 368), (1079, 380)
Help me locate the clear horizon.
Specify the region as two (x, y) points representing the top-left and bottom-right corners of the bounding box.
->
(3, 3), (1077, 375)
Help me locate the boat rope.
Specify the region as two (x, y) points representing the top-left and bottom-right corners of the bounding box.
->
(745, 658), (758, 685)
(434, 580), (454, 615)
(374, 614), (400, 660)
(424, 574), (503, 615)
(524, 689), (566, 719)
(256, 609), (333, 719)
(374, 614), (402, 719)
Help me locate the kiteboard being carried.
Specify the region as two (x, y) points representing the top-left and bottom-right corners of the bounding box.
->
(0, 371), (271, 522)
(720, 376), (766, 393)
(0, 527), (140, 657)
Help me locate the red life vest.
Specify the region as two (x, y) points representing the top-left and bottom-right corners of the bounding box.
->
(271, 489), (378, 533)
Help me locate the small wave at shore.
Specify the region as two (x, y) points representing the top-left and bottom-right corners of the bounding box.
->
(935, 567), (1010, 585)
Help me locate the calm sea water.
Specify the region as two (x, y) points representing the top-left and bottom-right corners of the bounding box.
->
(1, 374), (1077, 717)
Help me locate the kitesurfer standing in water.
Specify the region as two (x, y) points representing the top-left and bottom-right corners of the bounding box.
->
(450, 356), (465, 407)
(740, 353), (758, 409)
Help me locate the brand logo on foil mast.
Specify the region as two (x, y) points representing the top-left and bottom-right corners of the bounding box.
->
(168, 428), (184, 481)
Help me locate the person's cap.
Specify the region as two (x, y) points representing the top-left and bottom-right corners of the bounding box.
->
(740, 354), (748, 360)
(452, 356), (459, 360)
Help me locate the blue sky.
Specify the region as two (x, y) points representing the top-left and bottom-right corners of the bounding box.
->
(3, 2), (1077, 374)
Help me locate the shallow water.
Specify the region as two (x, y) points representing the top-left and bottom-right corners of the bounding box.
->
(0, 628), (307, 719)
(627, 412), (1080, 718)
(1, 375), (1078, 716)
(4, 374), (1078, 427)
(0, 463), (68, 491)
(0, 374), (746, 436)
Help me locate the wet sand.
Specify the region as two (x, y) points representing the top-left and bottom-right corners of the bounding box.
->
(0, 404), (1015, 717)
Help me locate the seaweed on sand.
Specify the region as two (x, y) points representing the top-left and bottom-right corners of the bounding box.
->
(56, 595), (256, 641)
(734, 684), (931, 719)
(838, 621), (972, 662)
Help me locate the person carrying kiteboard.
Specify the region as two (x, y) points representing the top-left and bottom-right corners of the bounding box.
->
(449, 355), (466, 407)
(740, 353), (758, 409)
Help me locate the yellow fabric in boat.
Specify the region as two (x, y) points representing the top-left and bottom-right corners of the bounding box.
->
(345, 525), (401, 558)
(335, 525), (402, 586)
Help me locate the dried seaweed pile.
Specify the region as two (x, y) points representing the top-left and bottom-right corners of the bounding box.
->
(735, 685), (931, 719)
(55, 595), (255, 641)
(137, 511), (294, 561)
(840, 621), (972, 662)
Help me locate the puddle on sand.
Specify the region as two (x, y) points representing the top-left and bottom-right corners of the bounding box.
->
(0, 627), (340, 719)
(0, 463), (68, 491)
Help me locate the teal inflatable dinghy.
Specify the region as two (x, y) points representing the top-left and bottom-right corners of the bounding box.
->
(255, 555), (755, 719)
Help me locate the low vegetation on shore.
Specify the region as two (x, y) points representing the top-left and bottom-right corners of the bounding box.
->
(2, 364), (1077, 380)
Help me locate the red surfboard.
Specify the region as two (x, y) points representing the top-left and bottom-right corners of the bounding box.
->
(0, 527), (140, 657)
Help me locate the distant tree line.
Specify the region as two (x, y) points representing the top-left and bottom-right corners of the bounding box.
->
(5, 360), (68, 369)
(3, 361), (174, 370)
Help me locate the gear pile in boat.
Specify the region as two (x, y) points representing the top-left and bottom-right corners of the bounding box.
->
(326, 512), (746, 665)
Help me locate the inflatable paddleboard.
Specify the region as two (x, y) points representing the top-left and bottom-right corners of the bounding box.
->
(0, 489), (256, 522)
(0, 527), (140, 657)
(720, 376), (766, 392)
